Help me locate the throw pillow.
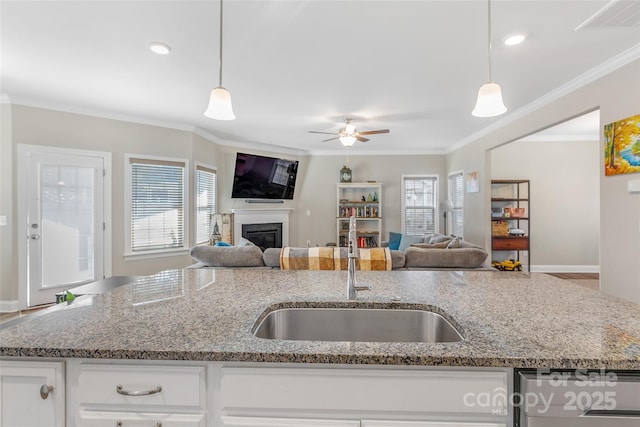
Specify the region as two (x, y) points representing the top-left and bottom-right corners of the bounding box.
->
(214, 241), (231, 247)
(237, 237), (256, 247)
(388, 232), (402, 250)
(429, 234), (452, 244)
(398, 234), (424, 251)
(189, 245), (265, 267)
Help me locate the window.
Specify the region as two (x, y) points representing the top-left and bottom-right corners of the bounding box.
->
(448, 171), (464, 237)
(402, 175), (438, 235)
(126, 155), (188, 256)
(196, 165), (216, 244)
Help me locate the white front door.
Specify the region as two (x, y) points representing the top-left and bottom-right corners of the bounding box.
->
(21, 147), (106, 306)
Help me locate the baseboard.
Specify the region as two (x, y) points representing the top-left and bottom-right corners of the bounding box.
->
(531, 265), (600, 273)
(0, 299), (20, 313)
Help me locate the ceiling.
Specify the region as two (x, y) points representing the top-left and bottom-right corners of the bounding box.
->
(2, 0), (639, 155)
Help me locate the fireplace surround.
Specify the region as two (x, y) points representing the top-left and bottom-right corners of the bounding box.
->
(231, 208), (292, 247)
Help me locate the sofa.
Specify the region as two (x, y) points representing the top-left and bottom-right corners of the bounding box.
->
(189, 233), (489, 271)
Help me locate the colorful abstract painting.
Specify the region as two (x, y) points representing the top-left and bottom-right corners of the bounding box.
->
(604, 114), (640, 176)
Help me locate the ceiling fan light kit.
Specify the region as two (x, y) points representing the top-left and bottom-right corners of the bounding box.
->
(204, 0), (236, 121)
(310, 118), (390, 146)
(472, 0), (507, 118)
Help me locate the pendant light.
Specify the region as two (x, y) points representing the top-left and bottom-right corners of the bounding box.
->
(204, 0), (236, 120)
(472, 0), (507, 118)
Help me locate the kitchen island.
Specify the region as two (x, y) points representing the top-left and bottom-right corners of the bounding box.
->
(1, 269), (639, 426)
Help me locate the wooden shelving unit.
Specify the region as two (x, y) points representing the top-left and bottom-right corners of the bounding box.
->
(491, 180), (530, 271)
(336, 183), (382, 248)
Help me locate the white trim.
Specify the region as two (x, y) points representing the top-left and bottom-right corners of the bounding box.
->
(448, 43), (640, 153)
(124, 153), (190, 257)
(230, 208), (293, 247)
(194, 162), (218, 245)
(17, 144), (112, 309)
(400, 174), (439, 235)
(447, 170), (465, 238)
(531, 265), (600, 273)
(0, 299), (20, 313)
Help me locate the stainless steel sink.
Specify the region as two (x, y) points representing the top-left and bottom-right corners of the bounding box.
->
(252, 307), (464, 343)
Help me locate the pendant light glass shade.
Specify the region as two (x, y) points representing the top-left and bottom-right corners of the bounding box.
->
(204, 86), (235, 120)
(472, 82), (507, 117)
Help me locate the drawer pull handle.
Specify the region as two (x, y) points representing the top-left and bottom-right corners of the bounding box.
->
(583, 409), (640, 418)
(39, 384), (54, 399)
(116, 384), (162, 396)
(116, 422), (162, 427)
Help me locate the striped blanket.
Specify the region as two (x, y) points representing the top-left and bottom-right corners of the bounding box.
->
(280, 247), (392, 271)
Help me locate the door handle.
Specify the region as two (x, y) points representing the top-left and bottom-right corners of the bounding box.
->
(30, 234), (40, 240)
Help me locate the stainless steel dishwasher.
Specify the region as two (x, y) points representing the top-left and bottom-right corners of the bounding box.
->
(516, 370), (640, 427)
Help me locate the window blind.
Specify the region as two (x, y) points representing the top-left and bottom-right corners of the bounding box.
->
(448, 172), (464, 237)
(196, 166), (216, 244)
(403, 176), (437, 235)
(130, 158), (185, 252)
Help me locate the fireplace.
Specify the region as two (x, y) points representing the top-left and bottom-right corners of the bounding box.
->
(242, 222), (283, 250)
(231, 208), (293, 247)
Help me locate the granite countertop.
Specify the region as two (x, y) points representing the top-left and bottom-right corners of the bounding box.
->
(1, 269), (639, 369)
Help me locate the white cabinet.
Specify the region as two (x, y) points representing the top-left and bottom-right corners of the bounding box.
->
(337, 183), (382, 247)
(362, 422), (505, 427)
(68, 361), (207, 427)
(77, 411), (206, 426)
(214, 364), (510, 427)
(220, 416), (359, 426)
(0, 360), (65, 427)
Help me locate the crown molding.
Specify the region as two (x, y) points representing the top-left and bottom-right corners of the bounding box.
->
(7, 95), (194, 132)
(447, 43), (640, 153)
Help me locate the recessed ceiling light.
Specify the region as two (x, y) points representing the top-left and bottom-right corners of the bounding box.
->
(149, 42), (171, 55)
(503, 33), (526, 46)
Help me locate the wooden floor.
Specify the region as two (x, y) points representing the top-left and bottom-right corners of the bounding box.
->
(547, 273), (599, 280)
(0, 304), (52, 324)
(546, 273), (600, 291)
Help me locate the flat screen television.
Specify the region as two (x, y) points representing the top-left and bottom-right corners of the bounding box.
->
(231, 152), (299, 200)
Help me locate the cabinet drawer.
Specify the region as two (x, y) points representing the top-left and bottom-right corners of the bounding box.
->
(77, 364), (205, 408)
(221, 416), (359, 426)
(492, 237), (528, 250)
(219, 367), (508, 417)
(78, 410), (205, 426)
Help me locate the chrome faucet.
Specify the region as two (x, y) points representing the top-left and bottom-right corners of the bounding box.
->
(347, 216), (371, 300)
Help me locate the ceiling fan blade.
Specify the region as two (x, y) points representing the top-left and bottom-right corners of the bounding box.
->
(358, 129), (390, 136)
(309, 131), (339, 135)
(322, 137), (340, 142)
(355, 135), (370, 142)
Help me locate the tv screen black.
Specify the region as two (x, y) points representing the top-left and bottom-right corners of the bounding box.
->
(231, 152), (299, 200)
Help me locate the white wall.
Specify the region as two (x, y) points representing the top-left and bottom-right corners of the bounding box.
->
(292, 154), (447, 248)
(0, 101), (16, 306)
(2, 107), (449, 306)
(215, 148), (446, 248)
(9, 105), (215, 280)
(447, 58), (640, 304)
(491, 139), (600, 271)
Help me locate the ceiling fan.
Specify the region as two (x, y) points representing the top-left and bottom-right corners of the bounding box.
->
(309, 118), (390, 146)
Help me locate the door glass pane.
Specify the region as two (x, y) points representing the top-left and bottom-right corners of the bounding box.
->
(41, 165), (95, 287)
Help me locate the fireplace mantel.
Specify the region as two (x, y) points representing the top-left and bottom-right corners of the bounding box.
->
(230, 208), (293, 246)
